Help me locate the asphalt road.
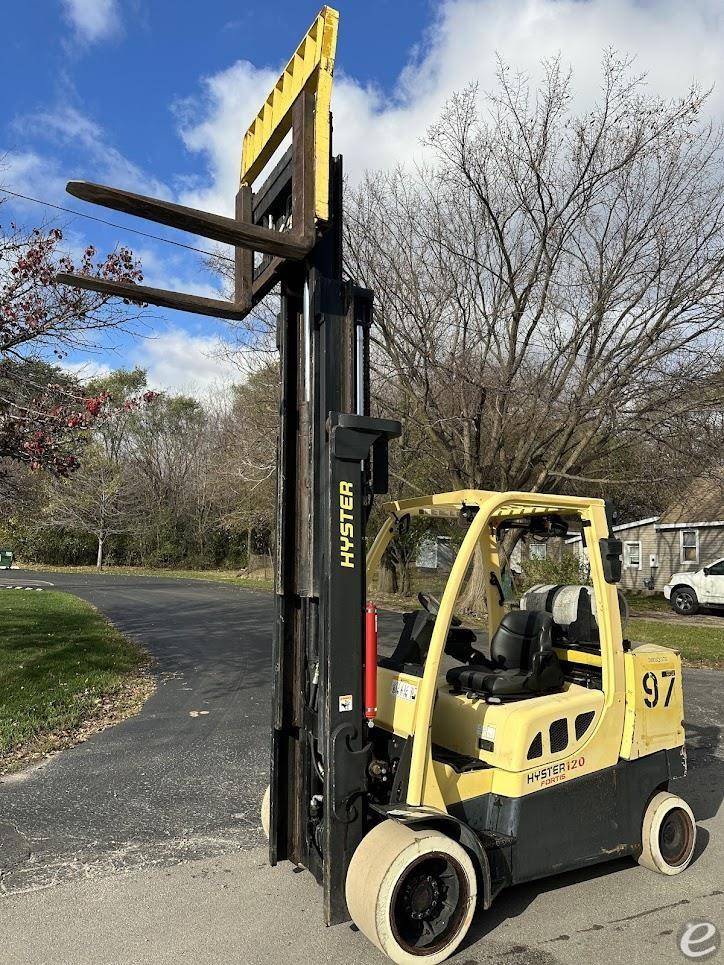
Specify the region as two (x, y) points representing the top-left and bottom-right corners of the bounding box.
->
(1, 570), (275, 891)
(1, 570), (722, 965)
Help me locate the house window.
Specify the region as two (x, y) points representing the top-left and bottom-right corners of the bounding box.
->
(528, 542), (547, 561)
(681, 529), (699, 564)
(624, 541), (642, 569)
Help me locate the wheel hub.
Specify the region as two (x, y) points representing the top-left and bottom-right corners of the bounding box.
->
(659, 808), (692, 866)
(675, 592), (692, 612)
(404, 873), (443, 920)
(390, 851), (469, 955)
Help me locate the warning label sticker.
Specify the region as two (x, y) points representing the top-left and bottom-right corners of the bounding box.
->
(391, 680), (417, 702)
(339, 694), (353, 712)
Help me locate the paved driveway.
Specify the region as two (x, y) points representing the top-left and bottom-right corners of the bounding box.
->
(1, 570), (722, 964)
(1, 570), (277, 892)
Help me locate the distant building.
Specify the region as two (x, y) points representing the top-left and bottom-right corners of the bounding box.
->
(416, 535), (456, 572)
(566, 476), (724, 592)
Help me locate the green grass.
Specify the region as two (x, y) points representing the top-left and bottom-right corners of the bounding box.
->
(628, 617), (723, 668)
(22, 563), (275, 593)
(0, 590), (151, 771)
(623, 592), (671, 613)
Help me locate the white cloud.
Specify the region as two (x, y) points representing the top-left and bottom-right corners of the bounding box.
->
(60, 0), (121, 43)
(177, 0), (724, 216)
(62, 327), (262, 398)
(13, 104), (170, 201)
(132, 245), (223, 300)
(176, 60), (279, 215)
(63, 359), (113, 381)
(130, 327), (247, 394)
(0, 150), (67, 208)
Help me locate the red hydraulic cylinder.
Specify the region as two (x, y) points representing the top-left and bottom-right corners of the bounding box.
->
(364, 602), (378, 724)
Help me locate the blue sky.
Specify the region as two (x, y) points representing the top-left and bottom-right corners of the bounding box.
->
(1, 1), (435, 392)
(2, 0), (722, 393)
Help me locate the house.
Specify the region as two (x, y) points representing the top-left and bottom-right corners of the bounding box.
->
(566, 476), (724, 592)
(508, 536), (567, 571)
(416, 535), (456, 572)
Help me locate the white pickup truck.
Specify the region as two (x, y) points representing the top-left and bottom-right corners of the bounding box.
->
(664, 558), (724, 615)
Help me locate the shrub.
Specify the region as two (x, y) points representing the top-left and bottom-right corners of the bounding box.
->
(516, 551), (586, 595)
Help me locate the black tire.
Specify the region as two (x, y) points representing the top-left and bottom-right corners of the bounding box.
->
(671, 586), (699, 616)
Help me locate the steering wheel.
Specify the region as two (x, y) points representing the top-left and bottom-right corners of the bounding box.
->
(418, 592), (462, 627)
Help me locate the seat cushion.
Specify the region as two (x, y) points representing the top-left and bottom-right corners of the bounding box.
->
(446, 665), (530, 696)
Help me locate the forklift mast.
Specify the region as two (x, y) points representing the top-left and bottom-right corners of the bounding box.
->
(272, 139), (400, 925)
(55, 6), (400, 926)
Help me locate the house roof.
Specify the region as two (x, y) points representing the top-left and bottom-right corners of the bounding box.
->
(566, 473), (724, 543)
(659, 472), (724, 526)
(613, 516), (661, 532)
(566, 516), (660, 543)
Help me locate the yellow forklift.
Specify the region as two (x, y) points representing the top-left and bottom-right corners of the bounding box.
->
(56, 8), (696, 965)
(347, 491), (694, 963)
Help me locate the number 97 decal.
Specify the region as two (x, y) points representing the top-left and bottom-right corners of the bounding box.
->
(643, 670), (676, 708)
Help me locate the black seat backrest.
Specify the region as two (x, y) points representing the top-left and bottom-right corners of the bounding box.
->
(490, 610), (553, 671)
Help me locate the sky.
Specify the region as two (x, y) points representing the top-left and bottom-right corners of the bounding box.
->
(1, 0), (722, 394)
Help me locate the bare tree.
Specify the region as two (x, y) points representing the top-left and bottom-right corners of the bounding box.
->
(45, 446), (132, 568)
(212, 363), (279, 566)
(345, 54), (724, 606)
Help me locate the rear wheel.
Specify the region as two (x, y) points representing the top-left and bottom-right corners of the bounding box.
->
(639, 792), (696, 875)
(346, 820), (477, 965)
(671, 586), (699, 616)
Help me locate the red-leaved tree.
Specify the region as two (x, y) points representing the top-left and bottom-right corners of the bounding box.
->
(1, 208), (144, 475)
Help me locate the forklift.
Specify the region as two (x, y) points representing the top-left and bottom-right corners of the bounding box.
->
(57, 8), (696, 964)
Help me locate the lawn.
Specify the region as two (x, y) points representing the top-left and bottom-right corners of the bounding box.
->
(0, 590), (152, 773)
(623, 591), (671, 613)
(23, 563), (274, 592)
(628, 618), (723, 668)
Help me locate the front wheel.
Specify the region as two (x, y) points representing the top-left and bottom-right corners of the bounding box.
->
(346, 820), (477, 965)
(638, 792), (696, 875)
(671, 586), (699, 616)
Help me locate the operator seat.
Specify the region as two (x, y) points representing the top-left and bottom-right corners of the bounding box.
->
(446, 610), (564, 698)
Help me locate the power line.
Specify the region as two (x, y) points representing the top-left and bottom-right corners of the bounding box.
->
(3, 188), (721, 364)
(1, 187), (235, 263)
